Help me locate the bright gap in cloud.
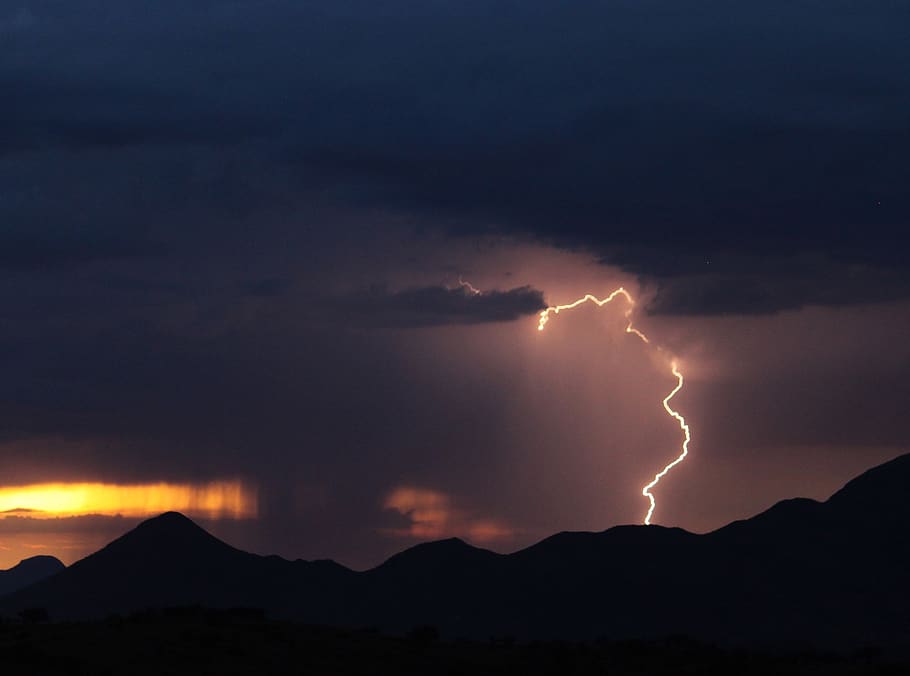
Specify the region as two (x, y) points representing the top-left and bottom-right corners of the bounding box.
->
(0, 481), (257, 519)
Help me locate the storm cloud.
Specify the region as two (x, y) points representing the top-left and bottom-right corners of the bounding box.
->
(1, 1), (908, 570)
(2, 1), (908, 313)
(328, 284), (546, 328)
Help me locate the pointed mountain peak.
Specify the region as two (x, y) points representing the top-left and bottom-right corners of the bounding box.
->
(95, 511), (236, 561)
(137, 511), (204, 531)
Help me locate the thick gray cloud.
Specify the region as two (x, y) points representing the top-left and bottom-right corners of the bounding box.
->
(0, 230), (160, 269)
(2, 0), (908, 314)
(328, 284), (546, 328)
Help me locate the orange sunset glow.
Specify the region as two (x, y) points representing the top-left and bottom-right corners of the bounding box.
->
(0, 481), (258, 519)
(383, 486), (513, 543)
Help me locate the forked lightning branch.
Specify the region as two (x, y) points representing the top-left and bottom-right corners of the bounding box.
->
(536, 289), (691, 525)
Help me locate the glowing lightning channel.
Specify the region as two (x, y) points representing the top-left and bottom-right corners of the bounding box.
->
(642, 361), (691, 525)
(458, 277), (483, 296)
(536, 287), (690, 525)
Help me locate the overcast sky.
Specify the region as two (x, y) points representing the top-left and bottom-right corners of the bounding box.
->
(1, 0), (908, 569)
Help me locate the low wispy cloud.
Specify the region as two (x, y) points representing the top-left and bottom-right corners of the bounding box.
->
(381, 486), (513, 544)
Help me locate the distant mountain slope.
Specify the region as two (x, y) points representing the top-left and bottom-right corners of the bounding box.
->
(827, 453), (910, 519)
(0, 556), (65, 597)
(0, 512), (355, 623)
(3, 454), (909, 649)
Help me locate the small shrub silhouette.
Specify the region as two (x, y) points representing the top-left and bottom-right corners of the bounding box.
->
(409, 624), (439, 644)
(18, 607), (49, 624)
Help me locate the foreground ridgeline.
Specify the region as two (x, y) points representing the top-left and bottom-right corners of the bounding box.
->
(1, 610), (907, 676)
(2, 454), (910, 651)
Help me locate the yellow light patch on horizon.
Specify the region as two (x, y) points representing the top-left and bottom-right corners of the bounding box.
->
(0, 481), (257, 519)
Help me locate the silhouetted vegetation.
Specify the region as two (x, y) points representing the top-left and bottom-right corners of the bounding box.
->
(0, 609), (907, 676)
(17, 607), (49, 624)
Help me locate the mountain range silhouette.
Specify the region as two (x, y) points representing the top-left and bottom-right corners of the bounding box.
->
(2, 453), (909, 648)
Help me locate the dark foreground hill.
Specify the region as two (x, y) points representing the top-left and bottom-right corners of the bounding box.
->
(0, 556), (65, 597)
(3, 609), (907, 676)
(3, 454), (910, 649)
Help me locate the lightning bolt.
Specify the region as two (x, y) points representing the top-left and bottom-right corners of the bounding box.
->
(642, 360), (690, 525)
(458, 277), (483, 296)
(536, 288), (691, 525)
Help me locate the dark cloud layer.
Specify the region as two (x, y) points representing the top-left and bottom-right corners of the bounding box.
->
(2, 1), (908, 313)
(0, 231), (161, 270)
(329, 284), (546, 328)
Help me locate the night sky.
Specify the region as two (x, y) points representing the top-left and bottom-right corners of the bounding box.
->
(2, 1), (909, 569)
